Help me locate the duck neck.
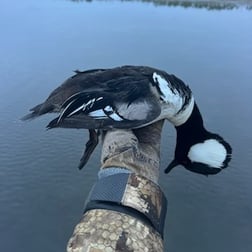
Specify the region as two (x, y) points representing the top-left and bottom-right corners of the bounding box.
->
(175, 103), (207, 141)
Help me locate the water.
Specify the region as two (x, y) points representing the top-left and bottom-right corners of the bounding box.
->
(0, 0), (252, 251)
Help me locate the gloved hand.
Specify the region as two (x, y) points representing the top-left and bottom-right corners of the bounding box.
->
(100, 120), (165, 183)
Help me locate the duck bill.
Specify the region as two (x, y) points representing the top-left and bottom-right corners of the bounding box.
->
(164, 159), (180, 174)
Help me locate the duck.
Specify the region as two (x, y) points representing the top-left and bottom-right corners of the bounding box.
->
(22, 65), (232, 175)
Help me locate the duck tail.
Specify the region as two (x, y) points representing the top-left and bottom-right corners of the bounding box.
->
(21, 104), (43, 121)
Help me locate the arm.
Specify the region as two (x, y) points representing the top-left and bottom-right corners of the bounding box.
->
(67, 120), (167, 252)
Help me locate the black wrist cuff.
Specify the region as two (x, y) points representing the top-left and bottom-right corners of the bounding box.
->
(84, 173), (167, 238)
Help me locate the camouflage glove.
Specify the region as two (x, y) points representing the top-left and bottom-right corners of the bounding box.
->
(100, 120), (165, 183)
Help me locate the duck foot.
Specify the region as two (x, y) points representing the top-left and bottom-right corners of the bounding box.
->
(78, 129), (100, 170)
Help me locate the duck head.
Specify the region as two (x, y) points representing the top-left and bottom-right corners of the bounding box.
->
(165, 103), (232, 175)
(165, 136), (232, 175)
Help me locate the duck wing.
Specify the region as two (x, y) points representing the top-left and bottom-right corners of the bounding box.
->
(47, 88), (161, 130)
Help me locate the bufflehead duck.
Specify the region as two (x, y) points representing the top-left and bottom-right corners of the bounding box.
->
(22, 65), (232, 174)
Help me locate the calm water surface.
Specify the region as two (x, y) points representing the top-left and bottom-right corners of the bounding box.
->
(0, 0), (252, 251)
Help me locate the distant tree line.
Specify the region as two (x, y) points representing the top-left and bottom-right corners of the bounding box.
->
(68, 0), (252, 10)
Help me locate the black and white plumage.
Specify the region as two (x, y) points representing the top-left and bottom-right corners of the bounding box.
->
(22, 65), (232, 175)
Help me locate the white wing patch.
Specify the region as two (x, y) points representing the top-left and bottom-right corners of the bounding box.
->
(68, 98), (97, 117)
(88, 105), (123, 121)
(89, 101), (155, 122)
(104, 106), (123, 121)
(88, 109), (107, 118)
(188, 139), (227, 168)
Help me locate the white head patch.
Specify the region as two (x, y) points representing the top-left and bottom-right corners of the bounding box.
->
(188, 139), (227, 168)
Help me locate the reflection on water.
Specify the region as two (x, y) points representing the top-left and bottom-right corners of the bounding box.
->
(69, 0), (252, 10)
